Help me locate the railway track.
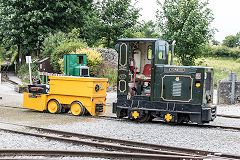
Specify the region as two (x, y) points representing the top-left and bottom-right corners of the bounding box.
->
(1, 105), (240, 132)
(0, 149), (204, 160)
(0, 121), (239, 159)
(217, 114), (240, 119)
(1, 74), (18, 86)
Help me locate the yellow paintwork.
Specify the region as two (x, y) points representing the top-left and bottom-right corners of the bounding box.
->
(23, 76), (108, 116)
(48, 100), (58, 113)
(132, 111), (139, 119)
(23, 93), (48, 111)
(195, 82), (201, 88)
(165, 113), (173, 122)
(48, 76), (107, 98)
(71, 102), (82, 116)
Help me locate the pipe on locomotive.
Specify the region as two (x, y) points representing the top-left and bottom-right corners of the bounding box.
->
(170, 40), (176, 65)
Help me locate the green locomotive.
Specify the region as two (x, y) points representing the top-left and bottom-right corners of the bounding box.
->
(113, 38), (216, 124)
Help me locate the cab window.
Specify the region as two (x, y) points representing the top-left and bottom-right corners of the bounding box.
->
(158, 46), (165, 59)
(77, 56), (84, 64)
(147, 45), (152, 60)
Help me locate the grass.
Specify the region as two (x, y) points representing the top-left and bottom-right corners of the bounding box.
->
(196, 57), (240, 87)
(171, 56), (240, 88)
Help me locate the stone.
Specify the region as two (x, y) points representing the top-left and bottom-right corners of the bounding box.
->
(217, 79), (240, 104)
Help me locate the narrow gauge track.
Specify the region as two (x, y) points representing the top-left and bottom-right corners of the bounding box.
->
(1, 105), (240, 132)
(0, 122), (239, 160)
(1, 75), (18, 86)
(0, 149), (202, 160)
(217, 114), (240, 119)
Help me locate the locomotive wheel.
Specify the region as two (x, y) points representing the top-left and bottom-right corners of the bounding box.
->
(70, 101), (85, 116)
(47, 99), (62, 114)
(136, 114), (151, 123)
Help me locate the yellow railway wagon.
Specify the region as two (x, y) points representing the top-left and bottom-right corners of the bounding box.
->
(23, 76), (108, 116)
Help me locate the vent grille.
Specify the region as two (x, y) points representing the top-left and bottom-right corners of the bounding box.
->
(95, 103), (104, 113)
(172, 82), (182, 97)
(82, 68), (89, 76)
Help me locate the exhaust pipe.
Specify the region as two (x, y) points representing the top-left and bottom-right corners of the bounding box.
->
(170, 40), (176, 65)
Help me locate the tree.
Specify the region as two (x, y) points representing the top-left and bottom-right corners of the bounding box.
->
(95, 0), (140, 48)
(156, 0), (214, 65)
(123, 20), (160, 39)
(222, 33), (240, 48)
(0, 0), (93, 60)
(211, 40), (220, 46)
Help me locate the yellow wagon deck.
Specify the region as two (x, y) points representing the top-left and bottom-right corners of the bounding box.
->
(23, 76), (108, 116)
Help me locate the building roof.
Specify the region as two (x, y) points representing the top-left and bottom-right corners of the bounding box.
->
(38, 57), (50, 63)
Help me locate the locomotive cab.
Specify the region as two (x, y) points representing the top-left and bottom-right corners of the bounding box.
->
(113, 38), (216, 124)
(116, 38), (169, 97)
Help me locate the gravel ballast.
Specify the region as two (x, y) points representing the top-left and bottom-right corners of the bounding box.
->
(1, 88), (240, 157)
(0, 105), (239, 156)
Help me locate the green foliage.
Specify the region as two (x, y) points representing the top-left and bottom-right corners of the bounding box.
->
(195, 57), (240, 87)
(213, 46), (229, 57)
(156, 0), (215, 66)
(41, 32), (67, 58)
(123, 21), (160, 38)
(72, 48), (103, 76)
(0, 0), (93, 54)
(92, 61), (117, 84)
(0, 44), (18, 64)
(94, 0), (140, 48)
(223, 33), (240, 48)
(211, 40), (220, 46)
(102, 69), (117, 85)
(203, 45), (240, 58)
(18, 62), (38, 80)
(50, 40), (88, 73)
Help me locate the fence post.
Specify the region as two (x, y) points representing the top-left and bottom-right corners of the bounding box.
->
(229, 72), (238, 104)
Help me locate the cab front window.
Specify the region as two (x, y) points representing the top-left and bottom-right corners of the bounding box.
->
(158, 46), (165, 60)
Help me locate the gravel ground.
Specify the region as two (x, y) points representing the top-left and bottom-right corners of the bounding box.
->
(0, 82), (23, 107)
(0, 106), (239, 156)
(1, 82), (240, 158)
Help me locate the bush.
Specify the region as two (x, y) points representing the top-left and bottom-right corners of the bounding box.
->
(41, 32), (67, 58)
(214, 46), (229, 57)
(71, 48), (103, 76)
(205, 45), (240, 58)
(18, 62), (38, 80)
(50, 40), (88, 73)
(92, 61), (117, 84)
(58, 58), (64, 73)
(229, 47), (240, 58)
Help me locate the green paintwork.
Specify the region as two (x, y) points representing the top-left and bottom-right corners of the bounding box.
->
(64, 54), (87, 76)
(152, 65), (211, 105)
(116, 38), (214, 106)
(117, 42), (130, 95)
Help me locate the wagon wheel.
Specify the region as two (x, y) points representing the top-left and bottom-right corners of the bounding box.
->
(70, 101), (86, 116)
(136, 114), (151, 123)
(47, 99), (62, 114)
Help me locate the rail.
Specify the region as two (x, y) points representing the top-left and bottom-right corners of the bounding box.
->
(0, 121), (239, 159)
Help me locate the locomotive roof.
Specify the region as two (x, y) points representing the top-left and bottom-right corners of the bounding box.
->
(118, 38), (161, 42)
(164, 65), (213, 69)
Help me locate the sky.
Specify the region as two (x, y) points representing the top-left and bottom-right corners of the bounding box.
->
(135, 0), (240, 43)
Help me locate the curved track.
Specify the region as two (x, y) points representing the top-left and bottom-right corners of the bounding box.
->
(217, 114), (240, 119)
(0, 149), (204, 160)
(0, 121), (239, 159)
(1, 105), (240, 132)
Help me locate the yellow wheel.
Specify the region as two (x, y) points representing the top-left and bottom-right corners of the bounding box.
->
(70, 101), (85, 116)
(47, 99), (62, 114)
